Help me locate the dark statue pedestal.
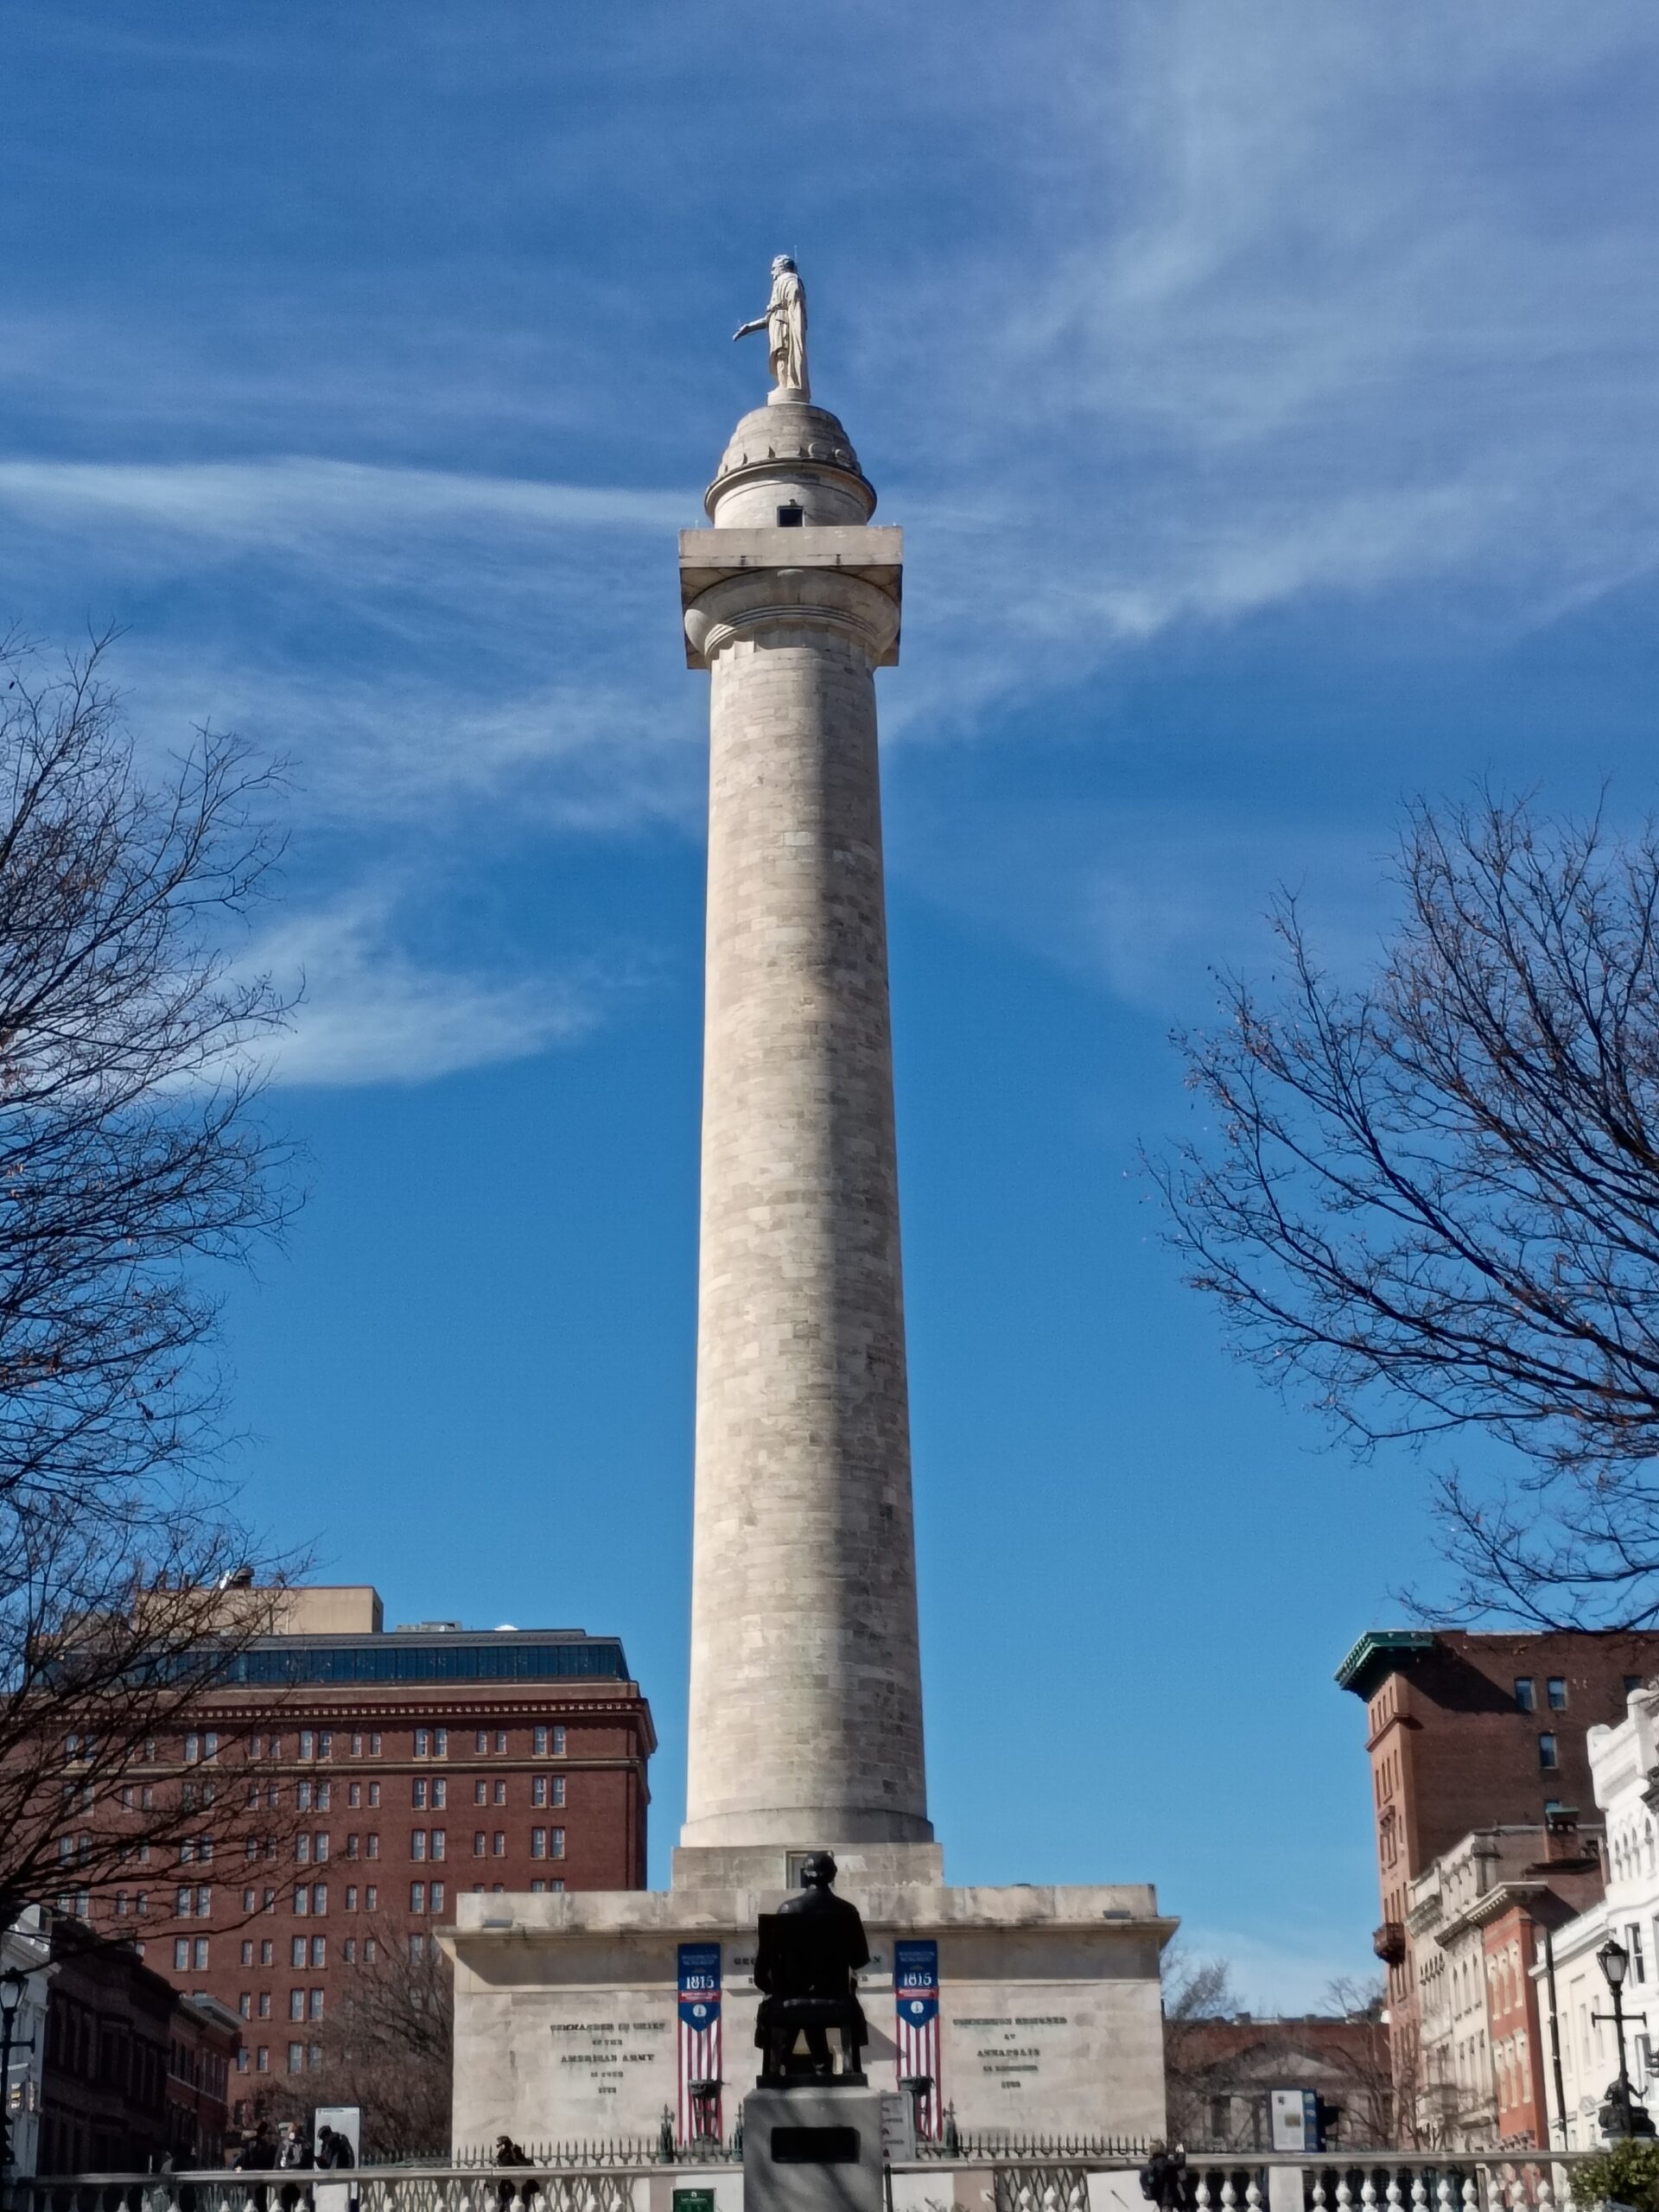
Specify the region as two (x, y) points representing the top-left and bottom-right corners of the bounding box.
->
(741, 2087), (886, 2212)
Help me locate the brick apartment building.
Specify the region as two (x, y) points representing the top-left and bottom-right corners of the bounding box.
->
(1338, 1627), (1659, 2142)
(73, 1586), (654, 2113)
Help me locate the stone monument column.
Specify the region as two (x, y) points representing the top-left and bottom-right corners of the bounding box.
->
(678, 360), (932, 1857)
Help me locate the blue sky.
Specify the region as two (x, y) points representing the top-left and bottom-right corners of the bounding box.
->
(7, 3), (1659, 2008)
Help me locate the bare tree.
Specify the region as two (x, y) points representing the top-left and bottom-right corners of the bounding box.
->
(265, 1936), (454, 2158)
(0, 632), (298, 1918)
(1162, 1946), (1241, 2143)
(1154, 794), (1659, 1625)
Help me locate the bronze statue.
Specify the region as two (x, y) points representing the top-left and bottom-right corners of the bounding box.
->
(753, 1851), (869, 2086)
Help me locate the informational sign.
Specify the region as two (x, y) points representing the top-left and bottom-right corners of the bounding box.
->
(893, 1939), (943, 2139)
(880, 2090), (917, 2162)
(677, 1942), (724, 2144)
(312, 2103), (361, 2212)
(1268, 2089), (1320, 2152)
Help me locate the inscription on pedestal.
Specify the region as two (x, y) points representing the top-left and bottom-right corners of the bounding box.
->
(955, 2014), (1071, 2096)
(549, 2018), (668, 2100)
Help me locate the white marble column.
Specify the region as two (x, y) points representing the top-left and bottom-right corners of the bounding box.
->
(677, 399), (931, 1853)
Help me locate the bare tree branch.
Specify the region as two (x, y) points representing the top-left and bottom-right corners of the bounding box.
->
(1153, 792), (1659, 1625)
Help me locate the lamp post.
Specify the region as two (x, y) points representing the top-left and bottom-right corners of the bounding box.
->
(0, 1967), (31, 2212)
(1593, 1935), (1652, 2140)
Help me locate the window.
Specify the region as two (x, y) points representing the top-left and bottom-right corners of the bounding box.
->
(370, 1733), (382, 1756)
(346, 1835), (360, 1860)
(296, 1834), (310, 1866)
(531, 1829), (546, 1859)
(349, 1783), (361, 1808)
(493, 1832), (505, 1857)
(291, 1936), (307, 1967)
(365, 1886), (378, 1910)
(297, 1782), (313, 1812)
(550, 1828), (564, 1859)
(296, 1886), (308, 1917)
(315, 1833), (329, 1862)
(1548, 1678), (1568, 1710)
(430, 1881), (445, 1911)
(258, 1993), (270, 2018)
(264, 1890), (276, 1914)
(1630, 1924), (1648, 1986)
(301, 1732), (315, 1761)
(257, 2047), (270, 2073)
(193, 1937), (208, 1969)
(351, 1734), (363, 1758)
(365, 1936), (377, 1961)
(366, 1834), (379, 1859)
(493, 1780), (506, 1806)
(533, 1726), (549, 1757)
(532, 1776), (566, 1808)
(494, 1730), (507, 1754)
(432, 1778), (447, 1808)
(474, 1832), (486, 1858)
(551, 1726), (565, 1757)
(475, 1731), (488, 1756)
(416, 1729), (430, 1758)
(260, 1939), (274, 1965)
(185, 1733), (200, 1764)
(289, 1989), (305, 2020)
(288, 2042), (304, 2074)
(410, 1933), (427, 1961)
(237, 2050), (250, 2073)
(413, 1779), (428, 1809)
(243, 1888), (256, 1912)
(368, 1782), (380, 1808)
(412, 1831), (427, 1861)
(343, 1938), (356, 1963)
(175, 1938), (190, 1970)
(308, 1986), (324, 2017)
(1515, 1679), (1535, 1713)
(410, 1882), (426, 1912)
(531, 1880), (544, 1894)
(241, 1941), (254, 1967)
(319, 1733), (333, 1760)
(777, 502), (804, 527)
(1540, 1733), (1560, 1770)
(312, 1884), (327, 1916)
(431, 1829), (446, 1860)
(474, 1781), (488, 1806)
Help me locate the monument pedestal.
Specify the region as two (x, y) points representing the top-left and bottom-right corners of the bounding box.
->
(741, 2088), (885, 2212)
(444, 1874), (1172, 2151)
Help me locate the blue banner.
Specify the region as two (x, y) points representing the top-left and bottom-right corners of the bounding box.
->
(677, 1942), (721, 2029)
(893, 1938), (938, 2028)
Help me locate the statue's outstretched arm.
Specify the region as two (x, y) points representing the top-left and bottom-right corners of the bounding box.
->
(733, 315), (769, 341)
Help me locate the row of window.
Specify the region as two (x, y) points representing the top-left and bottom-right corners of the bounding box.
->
(118, 1723), (575, 1767)
(235, 2044), (323, 2076)
(410, 1776), (566, 1808)
(1516, 1671), (1646, 1713)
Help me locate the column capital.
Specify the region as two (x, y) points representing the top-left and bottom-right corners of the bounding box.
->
(679, 525), (902, 670)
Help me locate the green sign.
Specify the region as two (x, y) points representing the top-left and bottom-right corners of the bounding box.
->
(673, 2192), (716, 2212)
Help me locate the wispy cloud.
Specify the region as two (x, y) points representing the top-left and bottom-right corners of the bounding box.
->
(242, 887), (613, 1089)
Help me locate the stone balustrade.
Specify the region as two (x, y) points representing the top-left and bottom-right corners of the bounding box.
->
(9, 2150), (1617, 2212)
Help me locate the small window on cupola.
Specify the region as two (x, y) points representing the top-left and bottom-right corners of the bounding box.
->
(777, 501), (804, 527)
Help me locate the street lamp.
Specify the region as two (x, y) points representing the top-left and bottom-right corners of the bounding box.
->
(1593, 1936), (1655, 2139)
(0, 1967), (31, 2212)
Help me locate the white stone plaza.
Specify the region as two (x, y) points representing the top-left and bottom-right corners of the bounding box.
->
(444, 264), (1173, 2151)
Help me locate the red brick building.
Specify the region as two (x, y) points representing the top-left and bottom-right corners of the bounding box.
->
(73, 1587), (654, 2117)
(41, 1919), (238, 2173)
(1338, 1630), (1659, 2011)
